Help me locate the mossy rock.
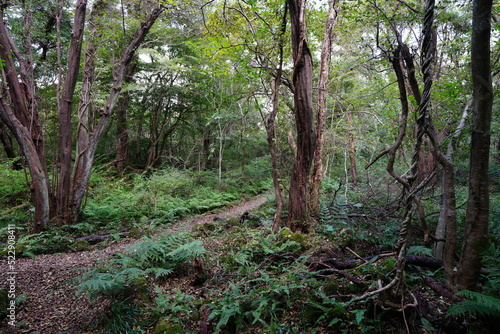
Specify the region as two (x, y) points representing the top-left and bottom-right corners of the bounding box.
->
(0, 244), (30, 258)
(0, 289), (8, 320)
(128, 226), (145, 238)
(279, 228), (311, 251)
(70, 239), (92, 252)
(130, 276), (148, 293)
(153, 320), (183, 334)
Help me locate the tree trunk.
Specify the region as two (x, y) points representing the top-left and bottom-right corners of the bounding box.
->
(309, 0), (337, 213)
(266, 3), (288, 233)
(287, 0), (316, 232)
(115, 88), (130, 174)
(56, 0), (87, 222)
(346, 111), (357, 184)
(0, 10), (50, 232)
(456, 0), (493, 291)
(70, 5), (165, 223)
(0, 99), (50, 232)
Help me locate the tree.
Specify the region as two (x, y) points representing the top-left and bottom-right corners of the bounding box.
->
(287, 0), (316, 232)
(0, 0), (165, 229)
(309, 0), (337, 213)
(456, 0), (493, 291)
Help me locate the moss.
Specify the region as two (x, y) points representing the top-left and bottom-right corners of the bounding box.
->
(278, 228), (311, 251)
(0, 244), (30, 258)
(153, 320), (183, 334)
(70, 239), (92, 252)
(128, 226), (145, 238)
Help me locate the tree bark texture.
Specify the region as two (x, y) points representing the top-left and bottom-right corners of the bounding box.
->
(457, 0), (493, 291)
(0, 97), (50, 232)
(287, 0), (316, 232)
(309, 0), (337, 213)
(269, 3), (288, 232)
(0, 10), (50, 232)
(56, 0), (87, 222)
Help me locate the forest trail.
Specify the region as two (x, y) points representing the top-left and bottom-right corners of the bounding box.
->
(0, 194), (270, 334)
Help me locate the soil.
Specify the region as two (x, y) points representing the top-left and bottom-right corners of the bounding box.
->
(0, 195), (269, 334)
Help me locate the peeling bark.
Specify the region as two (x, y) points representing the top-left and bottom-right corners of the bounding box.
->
(287, 0), (316, 232)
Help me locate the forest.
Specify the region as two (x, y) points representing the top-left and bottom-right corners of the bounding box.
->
(0, 0), (499, 333)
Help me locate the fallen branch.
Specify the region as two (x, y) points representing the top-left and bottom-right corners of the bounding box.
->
(1, 203), (29, 216)
(423, 276), (462, 302)
(76, 230), (128, 244)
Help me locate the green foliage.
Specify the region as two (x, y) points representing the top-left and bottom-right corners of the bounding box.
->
(152, 287), (196, 325)
(81, 165), (270, 229)
(76, 232), (204, 333)
(447, 290), (500, 319)
(97, 300), (143, 334)
(0, 160), (29, 209)
(77, 233), (205, 299)
(208, 264), (310, 333)
(480, 243), (500, 297)
(11, 230), (75, 257)
(317, 202), (399, 253)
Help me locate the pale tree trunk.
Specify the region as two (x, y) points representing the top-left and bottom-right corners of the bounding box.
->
(346, 111), (357, 184)
(434, 100), (469, 262)
(309, 0), (337, 213)
(457, 0), (493, 291)
(70, 5), (165, 223)
(265, 3), (288, 232)
(287, 0), (316, 232)
(56, 0), (87, 222)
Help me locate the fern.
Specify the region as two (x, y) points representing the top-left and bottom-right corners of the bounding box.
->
(166, 239), (205, 262)
(77, 272), (125, 299)
(447, 290), (500, 318)
(144, 267), (173, 280)
(76, 232), (205, 300)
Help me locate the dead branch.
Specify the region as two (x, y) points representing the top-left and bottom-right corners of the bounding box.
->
(423, 276), (462, 302)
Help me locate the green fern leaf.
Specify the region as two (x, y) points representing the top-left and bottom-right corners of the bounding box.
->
(447, 290), (500, 318)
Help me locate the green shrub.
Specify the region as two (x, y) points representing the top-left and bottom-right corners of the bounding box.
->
(0, 160), (29, 209)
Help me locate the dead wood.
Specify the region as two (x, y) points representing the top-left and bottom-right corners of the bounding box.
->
(76, 231), (128, 244)
(423, 276), (462, 302)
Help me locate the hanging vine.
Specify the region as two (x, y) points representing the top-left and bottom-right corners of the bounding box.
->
(359, 0), (437, 306)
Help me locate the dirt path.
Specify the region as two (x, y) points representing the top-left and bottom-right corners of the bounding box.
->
(0, 195), (269, 334)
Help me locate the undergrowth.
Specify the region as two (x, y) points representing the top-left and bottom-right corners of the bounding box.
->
(75, 202), (484, 334)
(0, 162), (271, 256)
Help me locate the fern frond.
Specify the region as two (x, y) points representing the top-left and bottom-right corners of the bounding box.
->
(77, 273), (124, 298)
(145, 267), (174, 280)
(447, 290), (500, 318)
(166, 240), (205, 262)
